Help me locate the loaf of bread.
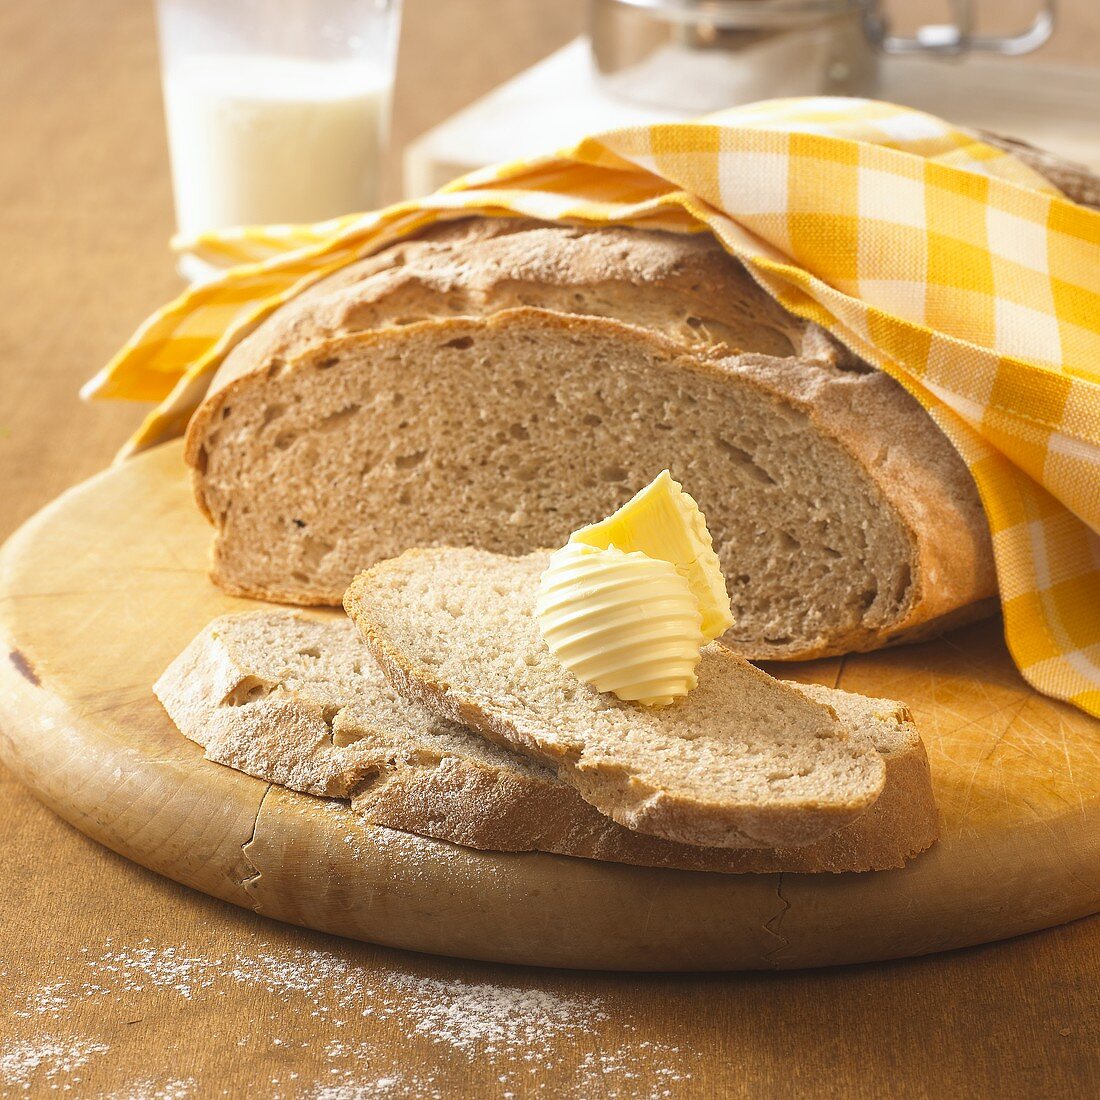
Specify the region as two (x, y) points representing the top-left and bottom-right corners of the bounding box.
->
(155, 611), (939, 873)
(185, 216), (997, 661)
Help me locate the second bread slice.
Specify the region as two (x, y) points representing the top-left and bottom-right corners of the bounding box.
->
(344, 548), (887, 849)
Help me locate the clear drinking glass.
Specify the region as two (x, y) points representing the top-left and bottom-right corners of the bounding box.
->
(155, 0), (401, 251)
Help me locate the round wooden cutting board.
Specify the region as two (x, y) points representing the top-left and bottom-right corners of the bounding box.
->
(1, 442), (1098, 971)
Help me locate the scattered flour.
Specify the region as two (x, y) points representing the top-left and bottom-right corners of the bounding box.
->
(377, 976), (604, 1056)
(0, 1035), (109, 1092)
(311, 1076), (432, 1100)
(5, 939), (695, 1098)
(102, 1077), (198, 1100)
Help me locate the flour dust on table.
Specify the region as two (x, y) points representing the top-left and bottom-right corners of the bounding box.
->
(2, 938), (696, 1098)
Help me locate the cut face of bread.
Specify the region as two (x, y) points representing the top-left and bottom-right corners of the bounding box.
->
(153, 609), (435, 797)
(185, 221), (995, 661)
(155, 611), (938, 872)
(344, 549), (892, 850)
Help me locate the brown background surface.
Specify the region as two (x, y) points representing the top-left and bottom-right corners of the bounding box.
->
(1, 1), (1098, 1097)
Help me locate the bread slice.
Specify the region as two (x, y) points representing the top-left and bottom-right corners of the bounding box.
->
(155, 611), (938, 872)
(184, 218), (996, 661)
(343, 548), (897, 849)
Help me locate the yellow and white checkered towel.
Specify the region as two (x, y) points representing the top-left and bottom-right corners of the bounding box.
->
(84, 97), (1100, 718)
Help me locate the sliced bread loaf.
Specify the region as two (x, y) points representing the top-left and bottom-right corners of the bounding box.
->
(155, 611), (938, 872)
(344, 548), (894, 849)
(185, 217), (996, 661)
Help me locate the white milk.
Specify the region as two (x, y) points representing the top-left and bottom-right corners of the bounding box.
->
(162, 54), (391, 236)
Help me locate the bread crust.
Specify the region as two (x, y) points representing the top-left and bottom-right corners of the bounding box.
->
(350, 707), (938, 874)
(188, 217), (807, 416)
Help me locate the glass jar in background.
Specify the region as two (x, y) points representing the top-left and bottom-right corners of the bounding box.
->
(589, 0), (1055, 113)
(155, 0), (401, 266)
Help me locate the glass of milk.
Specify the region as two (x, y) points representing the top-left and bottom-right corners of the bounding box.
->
(155, 0), (401, 275)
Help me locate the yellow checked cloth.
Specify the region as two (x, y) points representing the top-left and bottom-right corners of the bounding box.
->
(84, 97), (1100, 718)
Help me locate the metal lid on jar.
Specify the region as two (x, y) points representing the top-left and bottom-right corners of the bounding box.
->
(597, 1), (867, 31)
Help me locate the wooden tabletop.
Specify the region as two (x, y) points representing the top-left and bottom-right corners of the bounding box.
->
(1, 2), (1097, 1097)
